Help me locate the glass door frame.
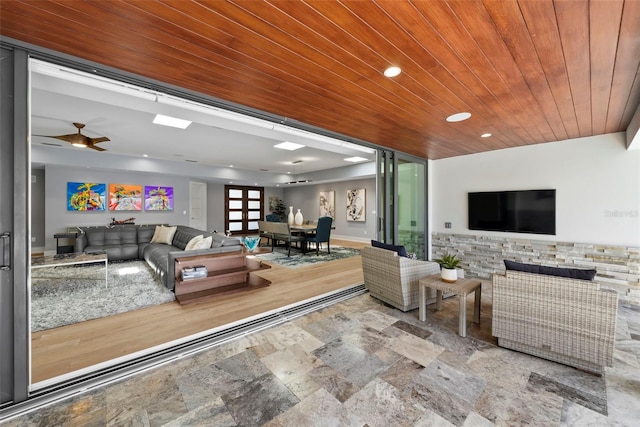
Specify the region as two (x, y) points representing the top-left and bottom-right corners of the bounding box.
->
(377, 149), (429, 260)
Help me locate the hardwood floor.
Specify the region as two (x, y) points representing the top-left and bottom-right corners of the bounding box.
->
(31, 239), (367, 384)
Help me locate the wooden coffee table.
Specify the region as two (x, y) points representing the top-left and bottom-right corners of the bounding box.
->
(418, 274), (482, 337)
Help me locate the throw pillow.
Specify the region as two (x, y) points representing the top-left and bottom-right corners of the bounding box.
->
(371, 239), (408, 257)
(199, 235), (213, 249)
(184, 234), (204, 251)
(150, 225), (177, 245)
(504, 259), (596, 281)
(191, 235), (213, 250)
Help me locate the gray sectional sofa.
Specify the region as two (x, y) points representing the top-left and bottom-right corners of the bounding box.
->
(74, 224), (242, 290)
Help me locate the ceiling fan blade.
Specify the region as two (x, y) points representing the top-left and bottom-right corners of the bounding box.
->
(34, 123), (109, 152)
(89, 136), (110, 144)
(34, 133), (77, 142)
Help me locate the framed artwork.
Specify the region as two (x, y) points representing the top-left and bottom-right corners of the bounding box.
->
(144, 186), (174, 211)
(67, 182), (106, 211)
(109, 184), (142, 211)
(319, 191), (335, 218)
(347, 188), (366, 221)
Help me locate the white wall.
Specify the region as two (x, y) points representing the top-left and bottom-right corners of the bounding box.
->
(283, 177), (377, 241)
(431, 132), (640, 247)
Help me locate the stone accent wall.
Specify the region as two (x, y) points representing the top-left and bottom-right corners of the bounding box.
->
(432, 232), (640, 306)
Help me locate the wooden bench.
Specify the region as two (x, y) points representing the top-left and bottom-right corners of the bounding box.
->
(257, 221), (305, 256)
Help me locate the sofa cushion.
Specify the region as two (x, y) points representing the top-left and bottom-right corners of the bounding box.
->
(137, 225), (157, 244)
(172, 226), (207, 250)
(504, 260), (597, 281)
(185, 235), (204, 251)
(371, 239), (407, 257)
(150, 225), (177, 245)
(211, 233), (242, 247)
(105, 226), (137, 245)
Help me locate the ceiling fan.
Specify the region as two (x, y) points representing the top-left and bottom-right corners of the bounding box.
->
(36, 122), (110, 151)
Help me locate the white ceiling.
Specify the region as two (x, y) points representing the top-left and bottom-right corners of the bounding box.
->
(29, 61), (376, 184)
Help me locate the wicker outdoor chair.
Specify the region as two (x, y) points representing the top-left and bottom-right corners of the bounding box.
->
(361, 245), (442, 312)
(492, 270), (618, 374)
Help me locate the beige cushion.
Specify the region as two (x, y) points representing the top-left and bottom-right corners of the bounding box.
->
(184, 234), (204, 251)
(198, 236), (213, 249)
(150, 225), (177, 245)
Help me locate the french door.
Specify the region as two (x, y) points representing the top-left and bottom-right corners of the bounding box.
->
(225, 185), (264, 235)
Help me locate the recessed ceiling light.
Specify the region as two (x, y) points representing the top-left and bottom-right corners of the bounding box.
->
(384, 66), (402, 78)
(153, 114), (192, 129)
(143, 154), (148, 157)
(229, 165), (234, 168)
(274, 141), (305, 151)
(481, 133), (492, 138)
(446, 112), (471, 122)
(344, 156), (368, 162)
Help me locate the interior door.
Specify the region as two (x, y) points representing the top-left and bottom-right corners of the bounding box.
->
(189, 181), (207, 231)
(225, 185), (264, 235)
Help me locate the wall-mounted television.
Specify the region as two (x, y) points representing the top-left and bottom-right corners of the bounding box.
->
(468, 189), (556, 235)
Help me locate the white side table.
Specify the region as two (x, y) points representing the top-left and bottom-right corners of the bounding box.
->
(418, 274), (482, 337)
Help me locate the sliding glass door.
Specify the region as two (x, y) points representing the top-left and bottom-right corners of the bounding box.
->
(377, 149), (428, 259)
(1, 46), (30, 406)
(397, 157), (427, 260)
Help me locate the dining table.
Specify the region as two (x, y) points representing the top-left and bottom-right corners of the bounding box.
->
(290, 224), (318, 253)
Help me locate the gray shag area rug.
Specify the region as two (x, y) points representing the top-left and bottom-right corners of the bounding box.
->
(255, 245), (360, 268)
(31, 260), (175, 331)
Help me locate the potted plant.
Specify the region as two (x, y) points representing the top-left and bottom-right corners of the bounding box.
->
(273, 198), (287, 221)
(435, 253), (461, 283)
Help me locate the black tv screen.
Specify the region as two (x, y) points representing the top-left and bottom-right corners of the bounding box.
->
(468, 190), (556, 235)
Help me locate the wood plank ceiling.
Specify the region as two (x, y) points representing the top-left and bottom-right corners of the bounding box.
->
(1, 0), (639, 159)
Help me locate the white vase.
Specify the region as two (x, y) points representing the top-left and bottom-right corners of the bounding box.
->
(287, 206), (294, 225)
(441, 268), (458, 283)
(294, 209), (303, 225)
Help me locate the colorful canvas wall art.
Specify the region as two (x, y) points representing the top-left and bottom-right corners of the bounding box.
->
(144, 186), (174, 211)
(319, 191), (335, 218)
(67, 182), (106, 211)
(347, 188), (366, 221)
(109, 184), (142, 211)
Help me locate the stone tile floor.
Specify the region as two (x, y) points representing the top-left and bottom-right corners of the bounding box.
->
(3, 283), (639, 426)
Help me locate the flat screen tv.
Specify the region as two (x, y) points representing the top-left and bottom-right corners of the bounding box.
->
(468, 189), (556, 235)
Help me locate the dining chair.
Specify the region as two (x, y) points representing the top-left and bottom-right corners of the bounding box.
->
(305, 216), (332, 255)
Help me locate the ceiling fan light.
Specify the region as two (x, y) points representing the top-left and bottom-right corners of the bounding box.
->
(72, 142), (87, 148)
